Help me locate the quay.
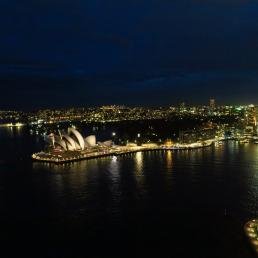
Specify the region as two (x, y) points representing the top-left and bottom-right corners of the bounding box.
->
(32, 140), (214, 164)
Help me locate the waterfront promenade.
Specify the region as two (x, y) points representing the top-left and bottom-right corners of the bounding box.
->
(32, 140), (214, 164)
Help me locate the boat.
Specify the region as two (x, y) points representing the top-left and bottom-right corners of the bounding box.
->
(239, 139), (249, 144)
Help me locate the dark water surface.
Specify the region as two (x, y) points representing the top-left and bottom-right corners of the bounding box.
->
(0, 127), (258, 258)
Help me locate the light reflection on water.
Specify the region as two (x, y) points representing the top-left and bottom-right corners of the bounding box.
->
(164, 150), (174, 191)
(166, 150), (173, 169)
(135, 151), (143, 175)
(30, 144), (258, 219)
(1, 139), (258, 257)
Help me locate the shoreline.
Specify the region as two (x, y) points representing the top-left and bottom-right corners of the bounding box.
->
(32, 140), (214, 164)
(244, 219), (258, 255)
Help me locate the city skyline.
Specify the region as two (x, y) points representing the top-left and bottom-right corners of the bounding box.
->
(0, 99), (258, 111)
(0, 101), (255, 112)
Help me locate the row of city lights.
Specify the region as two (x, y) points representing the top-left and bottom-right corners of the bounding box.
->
(112, 132), (141, 138)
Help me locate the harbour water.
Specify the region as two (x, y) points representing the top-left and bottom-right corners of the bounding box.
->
(0, 127), (258, 257)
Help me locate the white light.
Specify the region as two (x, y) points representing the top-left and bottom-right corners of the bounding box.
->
(112, 156), (117, 162)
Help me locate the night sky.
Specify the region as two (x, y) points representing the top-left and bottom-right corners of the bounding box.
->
(1, 0), (258, 109)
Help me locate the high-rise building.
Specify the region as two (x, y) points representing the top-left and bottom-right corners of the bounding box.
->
(210, 98), (215, 109)
(245, 104), (256, 129)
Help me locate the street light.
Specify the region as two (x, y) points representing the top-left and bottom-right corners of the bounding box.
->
(112, 132), (116, 137)
(137, 133), (141, 138)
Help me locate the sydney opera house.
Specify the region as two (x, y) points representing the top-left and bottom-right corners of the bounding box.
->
(46, 127), (113, 152)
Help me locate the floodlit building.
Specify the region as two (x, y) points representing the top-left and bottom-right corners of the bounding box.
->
(45, 128), (113, 151)
(98, 140), (113, 147)
(55, 138), (67, 151)
(62, 134), (77, 150)
(85, 135), (96, 147)
(68, 127), (85, 150)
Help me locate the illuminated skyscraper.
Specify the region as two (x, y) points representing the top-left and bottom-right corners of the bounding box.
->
(210, 98), (215, 109)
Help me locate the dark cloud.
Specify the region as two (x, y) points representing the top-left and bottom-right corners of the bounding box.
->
(1, 0), (258, 108)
